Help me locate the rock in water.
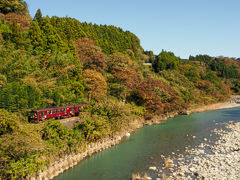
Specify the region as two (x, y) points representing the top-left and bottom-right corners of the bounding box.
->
(149, 166), (157, 171)
(125, 132), (130, 137)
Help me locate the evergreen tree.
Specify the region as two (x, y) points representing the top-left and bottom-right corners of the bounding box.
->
(33, 9), (43, 25)
(28, 20), (44, 54)
(40, 16), (67, 52)
(153, 50), (180, 72)
(10, 22), (24, 48)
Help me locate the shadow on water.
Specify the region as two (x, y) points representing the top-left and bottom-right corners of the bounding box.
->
(54, 107), (240, 180)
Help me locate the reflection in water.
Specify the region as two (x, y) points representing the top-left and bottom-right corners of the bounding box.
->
(55, 107), (240, 180)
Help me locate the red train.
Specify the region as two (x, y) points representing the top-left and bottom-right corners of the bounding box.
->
(29, 104), (90, 123)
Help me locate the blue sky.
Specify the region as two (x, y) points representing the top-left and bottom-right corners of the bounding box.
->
(25, 0), (240, 58)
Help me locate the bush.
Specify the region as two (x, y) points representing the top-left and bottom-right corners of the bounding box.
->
(0, 109), (20, 135)
(41, 120), (83, 153)
(74, 112), (110, 142)
(84, 99), (144, 132)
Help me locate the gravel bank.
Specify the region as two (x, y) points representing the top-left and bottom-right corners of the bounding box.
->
(168, 121), (240, 180)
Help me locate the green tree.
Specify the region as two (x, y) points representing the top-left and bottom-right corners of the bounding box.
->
(0, 0), (27, 14)
(9, 22), (25, 48)
(40, 17), (67, 52)
(153, 50), (180, 72)
(28, 20), (44, 54)
(33, 9), (43, 25)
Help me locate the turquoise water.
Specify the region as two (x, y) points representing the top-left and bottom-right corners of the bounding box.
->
(54, 107), (240, 180)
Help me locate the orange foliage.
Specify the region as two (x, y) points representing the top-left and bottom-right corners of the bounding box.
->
(3, 13), (30, 30)
(0, 13), (5, 20)
(74, 38), (106, 72)
(83, 69), (107, 101)
(112, 66), (139, 89)
(132, 78), (179, 119)
(220, 82), (231, 99)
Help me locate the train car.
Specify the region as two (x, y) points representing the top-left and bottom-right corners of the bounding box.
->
(29, 104), (90, 123)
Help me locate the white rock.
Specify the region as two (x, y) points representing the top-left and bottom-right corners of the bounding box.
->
(189, 167), (196, 172)
(149, 166), (157, 171)
(179, 172), (185, 176)
(125, 132), (130, 137)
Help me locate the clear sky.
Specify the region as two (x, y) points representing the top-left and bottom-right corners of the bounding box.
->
(25, 0), (240, 59)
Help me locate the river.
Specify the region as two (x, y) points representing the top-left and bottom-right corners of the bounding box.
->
(54, 107), (240, 180)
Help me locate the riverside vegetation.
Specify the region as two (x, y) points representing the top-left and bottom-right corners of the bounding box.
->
(0, 0), (240, 179)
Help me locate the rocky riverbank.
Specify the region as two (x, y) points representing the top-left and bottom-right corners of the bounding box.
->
(167, 121), (240, 180)
(32, 101), (240, 180)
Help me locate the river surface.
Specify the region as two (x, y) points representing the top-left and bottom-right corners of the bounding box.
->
(54, 107), (240, 180)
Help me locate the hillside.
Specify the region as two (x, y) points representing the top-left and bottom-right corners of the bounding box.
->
(0, 0), (239, 179)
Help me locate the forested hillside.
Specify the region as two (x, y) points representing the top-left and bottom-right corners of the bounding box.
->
(0, 0), (239, 179)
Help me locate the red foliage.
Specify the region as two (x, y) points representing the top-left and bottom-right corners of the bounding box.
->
(133, 78), (179, 117)
(112, 66), (139, 89)
(74, 38), (106, 72)
(4, 13), (30, 30)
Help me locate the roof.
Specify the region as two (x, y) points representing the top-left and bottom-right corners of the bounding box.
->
(32, 104), (89, 112)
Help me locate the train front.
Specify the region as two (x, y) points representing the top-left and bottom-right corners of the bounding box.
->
(29, 110), (39, 122)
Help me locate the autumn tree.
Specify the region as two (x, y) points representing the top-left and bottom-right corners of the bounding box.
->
(74, 38), (106, 72)
(83, 69), (107, 101)
(130, 78), (179, 119)
(105, 52), (139, 71)
(112, 66), (139, 90)
(3, 12), (30, 30)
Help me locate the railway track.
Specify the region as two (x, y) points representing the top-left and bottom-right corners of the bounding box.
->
(60, 116), (81, 128)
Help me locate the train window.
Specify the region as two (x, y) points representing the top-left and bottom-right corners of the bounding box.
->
(49, 111), (51, 114)
(57, 110), (60, 113)
(42, 112), (44, 116)
(53, 110), (56, 114)
(64, 109), (66, 112)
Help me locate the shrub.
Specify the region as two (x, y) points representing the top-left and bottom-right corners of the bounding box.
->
(74, 112), (110, 142)
(41, 120), (83, 153)
(0, 109), (20, 135)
